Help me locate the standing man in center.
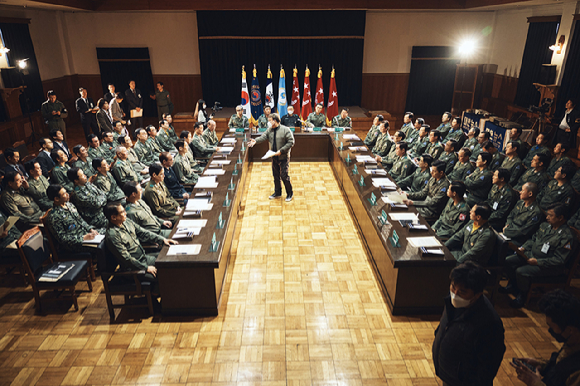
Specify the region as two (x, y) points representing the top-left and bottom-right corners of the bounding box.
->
(125, 80), (143, 130)
(248, 113), (295, 202)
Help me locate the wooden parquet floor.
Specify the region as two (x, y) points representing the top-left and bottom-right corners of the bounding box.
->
(0, 161), (576, 386)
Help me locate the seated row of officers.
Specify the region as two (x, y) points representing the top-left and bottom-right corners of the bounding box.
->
(1, 110), (578, 309)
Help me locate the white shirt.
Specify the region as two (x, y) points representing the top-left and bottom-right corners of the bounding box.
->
(198, 110), (207, 123)
(560, 110), (571, 130)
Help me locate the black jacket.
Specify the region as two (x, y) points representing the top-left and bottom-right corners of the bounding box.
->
(552, 107), (580, 148)
(124, 88), (143, 110)
(104, 92), (116, 103)
(53, 140), (70, 158)
(96, 109), (114, 133)
(36, 151), (55, 177)
(163, 167), (186, 199)
(433, 295), (506, 386)
(75, 97), (97, 122)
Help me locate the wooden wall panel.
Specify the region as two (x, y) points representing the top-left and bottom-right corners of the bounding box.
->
(361, 73), (409, 117)
(152, 74), (203, 116)
(42, 75), (79, 126)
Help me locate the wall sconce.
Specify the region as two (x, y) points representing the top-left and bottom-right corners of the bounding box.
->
(0, 46), (9, 56)
(550, 35), (566, 54)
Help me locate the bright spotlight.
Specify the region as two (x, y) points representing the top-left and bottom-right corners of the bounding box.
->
(18, 59), (28, 69)
(458, 38), (478, 59)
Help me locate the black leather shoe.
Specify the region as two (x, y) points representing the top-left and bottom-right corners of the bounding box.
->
(269, 193), (281, 200)
(285, 194), (293, 202)
(498, 283), (518, 295)
(509, 294), (525, 308)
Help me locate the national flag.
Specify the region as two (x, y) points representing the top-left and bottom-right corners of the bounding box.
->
(277, 66), (288, 118)
(290, 66), (300, 112)
(315, 66), (324, 107)
(241, 66), (251, 119)
(301, 65), (312, 120)
(250, 65), (263, 127)
(326, 67), (338, 126)
(265, 65), (275, 110)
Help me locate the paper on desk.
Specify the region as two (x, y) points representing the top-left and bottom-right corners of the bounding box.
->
(186, 200), (213, 211)
(167, 244), (202, 255)
(204, 169), (226, 176)
(384, 192), (406, 203)
(408, 237), (442, 248)
(366, 169), (387, 176)
(349, 147), (367, 152)
(178, 219), (208, 228)
(194, 176), (219, 189)
(372, 178), (397, 189)
(210, 160), (232, 166)
(388, 213), (419, 221)
(356, 155), (375, 162)
(216, 147), (233, 154)
(262, 150), (277, 159)
(343, 134), (360, 140)
(221, 138), (237, 143)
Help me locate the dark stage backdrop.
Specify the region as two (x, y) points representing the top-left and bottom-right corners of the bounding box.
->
(405, 46), (459, 116)
(555, 20), (580, 118)
(197, 11), (365, 108)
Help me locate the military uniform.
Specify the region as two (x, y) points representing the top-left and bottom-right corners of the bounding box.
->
(389, 155), (415, 182)
(504, 200), (542, 247)
(184, 145), (203, 173)
(0, 211), (22, 258)
(522, 145), (551, 169)
(190, 133), (216, 158)
(448, 161), (474, 182)
(568, 206), (580, 229)
(94, 172), (125, 203)
(407, 177), (450, 219)
(371, 133), (392, 158)
(445, 127), (466, 147)
(438, 151), (458, 175)
(156, 129), (175, 152)
(27, 175), (52, 211)
(155, 89), (172, 120)
(134, 140), (157, 167)
(489, 152), (506, 171)
(547, 156), (574, 178)
(505, 222), (576, 293)
(436, 122), (452, 139)
(537, 180), (575, 210)
(399, 168), (430, 192)
(99, 142), (116, 163)
(445, 221), (496, 265)
(88, 145), (108, 162)
(73, 158), (96, 179)
(163, 167), (187, 199)
(167, 125), (178, 144)
(400, 122), (414, 137)
(51, 164), (74, 192)
(465, 167), (493, 207)
(364, 125), (380, 147)
(406, 128), (420, 145)
(111, 159), (141, 185)
(46, 202), (100, 252)
(228, 114), (249, 128)
(514, 168), (550, 192)
(173, 153), (199, 184)
(281, 114), (301, 128)
(500, 156), (524, 186)
(306, 112), (326, 128)
(485, 184), (517, 231)
(470, 143), (484, 163)
(202, 128), (219, 146)
(70, 182), (108, 229)
(382, 146), (399, 170)
(465, 137), (478, 152)
(127, 147), (150, 178)
(147, 137), (163, 155)
(257, 114), (271, 129)
(410, 136), (429, 158)
(40, 99), (67, 137)
(126, 199), (171, 238)
(332, 115), (352, 128)
(0, 188), (42, 226)
(105, 218), (165, 271)
(432, 200), (471, 239)
(426, 141), (444, 160)
(143, 182), (180, 218)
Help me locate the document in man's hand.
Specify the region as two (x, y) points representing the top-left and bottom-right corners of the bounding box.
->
(167, 245), (202, 256)
(262, 150), (277, 159)
(130, 109), (143, 118)
(1, 216), (18, 233)
(82, 234), (105, 247)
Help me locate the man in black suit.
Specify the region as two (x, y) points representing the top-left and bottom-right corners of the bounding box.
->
(552, 98), (580, 152)
(36, 138), (55, 177)
(125, 80), (143, 129)
(3, 148), (28, 178)
(96, 98), (114, 134)
(49, 129), (71, 159)
(75, 87), (100, 141)
(104, 83), (117, 103)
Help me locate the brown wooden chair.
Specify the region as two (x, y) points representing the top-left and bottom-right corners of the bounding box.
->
(17, 226), (92, 312)
(484, 230), (510, 303)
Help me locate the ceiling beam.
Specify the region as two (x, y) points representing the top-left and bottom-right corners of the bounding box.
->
(30, 0), (96, 11)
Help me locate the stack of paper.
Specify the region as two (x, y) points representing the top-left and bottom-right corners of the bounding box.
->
(408, 237), (442, 248)
(382, 192), (406, 203)
(356, 155), (375, 162)
(388, 213), (419, 221)
(221, 138), (237, 143)
(167, 245), (202, 256)
(186, 200), (213, 211)
(366, 169), (387, 176)
(178, 219), (208, 228)
(343, 134), (360, 140)
(82, 234), (105, 247)
(210, 160), (231, 166)
(204, 169), (226, 176)
(372, 178), (397, 189)
(349, 147), (367, 152)
(262, 150), (277, 159)
(216, 147), (234, 154)
(194, 176), (219, 189)
(172, 227), (202, 240)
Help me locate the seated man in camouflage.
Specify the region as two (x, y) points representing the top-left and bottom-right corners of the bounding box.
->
(134, 128), (158, 167)
(438, 139), (458, 175)
(380, 130), (405, 171)
(173, 140), (199, 185)
(485, 168), (517, 232)
(24, 160), (52, 211)
(228, 105), (249, 129)
(403, 160), (450, 220)
(50, 149), (73, 192)
(500, 141), (524, 187)
(162, 113), (178, 143)
(156, 119), (176, 152)
(432, 181), (470, 240)
(0, 211), (22, 259)
(465, 152), (493, 208)
(123, 181), (173, 238)
(104, 203), (176, 279)
(257, 105), (272, 130)
(448, 147), (474, 182)
(68, 167), (108, 229)
(118, 135), (150, 179)
(364, 114), (384, 147)
(145, 125), (164, 155)
(332, 108), (352, 128)
(87, 134), (110, 162)
(178, 130), (204, 172)
(111, 146), (142, 186)
(503, 203), (577, 308)
(405, 118), (423, 145)
(99, 131), (117, 163)
(45, 184), (104, 255)
(425, 130), (444, 160)
(190, 122), (217, 158)
(92, 157), (126, 204)
(483, 141), (504, 171)
(202, 120), (219, 146)
(547, 142), (575, 178)
(0, 171), (43, 228)
(464, 127), (479, 153)
(522, 132), (550, 169)
(445, 116), (466, 147)
(379, 142), (414, 183)
(371, 120), (393, 159)
(306, 103), (326, 128)
(72, 144), (96, 178)
(434, 111), (452, 139)
(143, 164), (182, 220)
(409, 124), (430, 159)
(503, 182), (542, 247)
(398, 154), (433, 192)
(445, 203), (496, 265)
(514, 153), (550, 192)
(537, 163), (576, 211)
(469, 130), (490, 163)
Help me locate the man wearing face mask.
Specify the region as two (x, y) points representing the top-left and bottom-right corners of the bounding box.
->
(433, 262), (506, 386)
(511, 289), (580, 386)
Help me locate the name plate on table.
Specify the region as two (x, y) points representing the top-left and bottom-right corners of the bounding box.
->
(334, 127), (344, 132)
(378, 209), (388, 226)
(258, 128), (267, 132)
(313, 127), (322, 132)
(368, 192), (377, 206)
(290, 127), (296, 132)
(389, 230), (401, 247)
(358, 174), (365, 187)
(236, 128), (245, 133)
(209, 232), (220, 252)
(353, 164), (358, 175)
(216, 212), (225, 229)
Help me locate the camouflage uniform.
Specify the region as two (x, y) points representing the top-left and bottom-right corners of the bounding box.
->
(258, 114), (270, 129)
(399, 168), (430, 192)
(184, 145), (204, 172)
(537, 180), (575, 210)
(410, 136), (429, 158)
(400, 122), (414, 137)
(228, 114), (249, 128)
(88, 146), (108, 162)
(70, 182), (108, 229)
(46, 202), (101, 252)
(73, 158), (96, 179)
(504, 200), (542, 247)
(436, 122), (452, 139)
(445, 221), (496, 265)
(465, 167), (493, 207)
(485, 184), (517, 231)
(40, 99), (67, 137)
(489, 152), (506, 171)
(173, 153), (199, 184)
(0, 188), (42, 226)
(389, 155), (415, 183)
(332, 115), (352, 128)
(99, 141), (116, 163)
(147, 137), (163, 155)
(111, 159), (141, 185)
(94, 172), (126, 203)
(27, 175), (52, 211)
(432, 200), (470, 239)
(202, 128), (219, 146)
(522, 145), (551, 169)
(514, 168), (550, 192)
(426, 141), (444, 160)
(371, 132), (392, 158)
(500, 156), (524, 187)
(465, 137), (478, 152)
(143, 182), (180, 218)
(134, 140), (157, 167)
(190, 133), (216, 158)
(547, 156), (575, 178)
(127, 148), (150, 179)
(364, 125), (380, 147)
(448, 160), (474, 182)
(126, 199), (171, 238)
(407, 177), (450, 218)
(306, 112), (326, 128)
(51, 164), (74, 192)
(446, 128), (466, 147)
(438, 151), (458, 175)
(156, 129), (175, 152)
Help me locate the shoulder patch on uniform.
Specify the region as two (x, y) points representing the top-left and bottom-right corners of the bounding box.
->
(480, 176), (485, 180)
(441, 187), (446, 192)
(459, 214), (466, 221)
(564, 242), (571, 250)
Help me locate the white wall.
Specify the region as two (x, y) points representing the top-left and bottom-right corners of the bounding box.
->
(363, 10), (496, 73)
(62, 11), (201, 75)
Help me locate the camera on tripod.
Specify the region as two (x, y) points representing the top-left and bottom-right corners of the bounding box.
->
(211, 101), (222, 116)
(528, 98), (553, 115)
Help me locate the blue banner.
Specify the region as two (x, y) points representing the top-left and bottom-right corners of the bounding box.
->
(277, 69), (288, 118)
(461, 112), (484, 135)
(250, 69), (263, 126)
(484, 121), (507, 152)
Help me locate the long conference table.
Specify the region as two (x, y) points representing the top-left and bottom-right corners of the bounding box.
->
(156, 129), (457, 316)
